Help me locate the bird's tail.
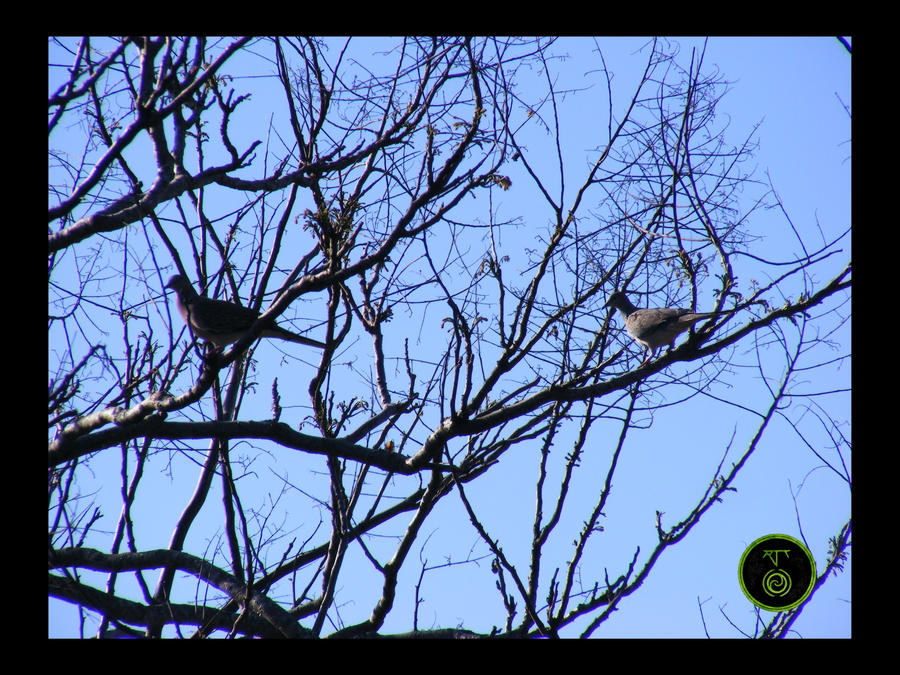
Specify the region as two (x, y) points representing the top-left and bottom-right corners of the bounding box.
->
(265, 326), (327, 348)
(285, 332), (327, 348)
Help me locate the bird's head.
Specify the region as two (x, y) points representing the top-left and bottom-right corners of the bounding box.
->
(604, 291), (627, 309)
(165, 274), (187, 291)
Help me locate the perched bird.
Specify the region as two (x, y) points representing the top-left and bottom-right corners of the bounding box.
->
(604, 290), (718, 365)
(165, 274), (326, 350)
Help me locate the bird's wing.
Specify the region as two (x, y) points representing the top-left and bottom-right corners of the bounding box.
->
(626, 308), (682, 341)
(186, 296), (260, 336)
(626, 308), (713, 349)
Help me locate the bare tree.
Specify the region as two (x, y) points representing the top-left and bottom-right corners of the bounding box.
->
(49, 37), (850, 639)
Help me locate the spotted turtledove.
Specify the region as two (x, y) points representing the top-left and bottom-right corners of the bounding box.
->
(604, 291), (718, 365)
(165, 274), (326, 350)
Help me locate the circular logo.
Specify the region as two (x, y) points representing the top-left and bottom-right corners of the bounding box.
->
(738, 534), (816, 611)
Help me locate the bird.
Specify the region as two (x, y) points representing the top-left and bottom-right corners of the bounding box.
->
(165, 274), (326, 350)
(604, 290), (718, 365)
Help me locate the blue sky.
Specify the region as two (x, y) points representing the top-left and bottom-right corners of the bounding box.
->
(49, 37), (850, 638)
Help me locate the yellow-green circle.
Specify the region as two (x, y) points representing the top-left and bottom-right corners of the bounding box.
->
(738, 534), (816, 611)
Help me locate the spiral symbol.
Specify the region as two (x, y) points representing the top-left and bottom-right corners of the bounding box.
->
(762, 569), (792, 597)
